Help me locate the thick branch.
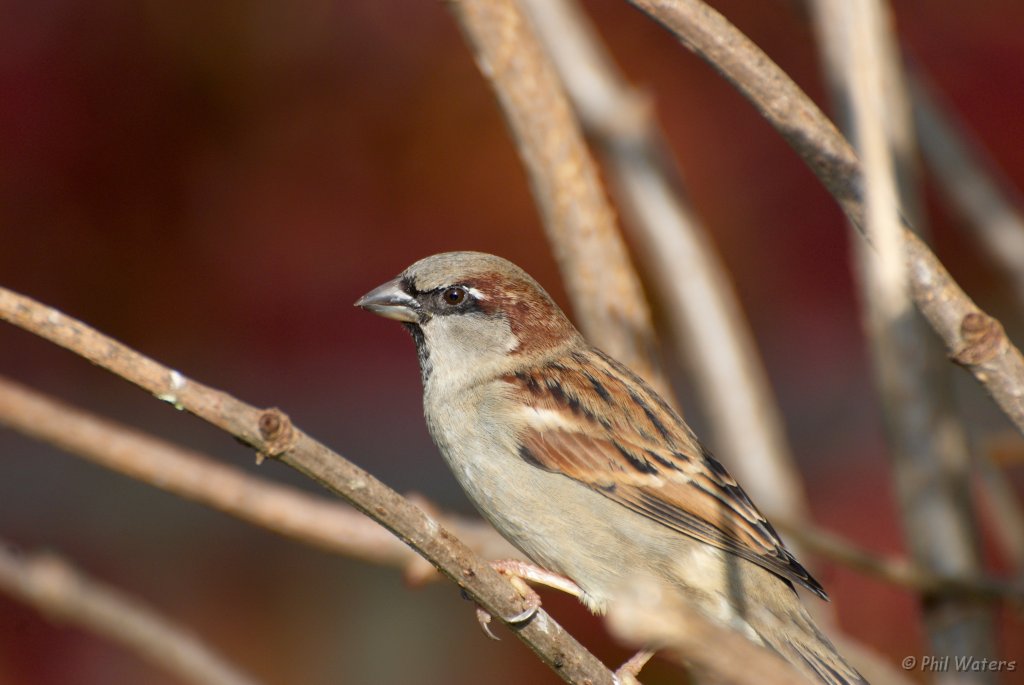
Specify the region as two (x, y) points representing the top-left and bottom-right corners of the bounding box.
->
(0, 541), (260, 685)
(625, 0), (1024, 436)
(447, 0), (674, 402)
(0, 287), (616, 685)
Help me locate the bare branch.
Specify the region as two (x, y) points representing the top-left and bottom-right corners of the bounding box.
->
(0, 287), (617, 685)
(625, 0), (1024, 437)
(446, 0), (675, 402)
(974, 452), (1024, 573)
(0, 541), (261, 685)
(0, 374), (519, 579)
(519, 0), (812, 552)
(777, 520), (1023, 605)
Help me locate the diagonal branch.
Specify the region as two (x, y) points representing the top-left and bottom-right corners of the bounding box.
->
(625, 0), (1024, 437)
(0, 541), (261, 685)
(0, 374), (519, 579)
(0, 287), (616, 685)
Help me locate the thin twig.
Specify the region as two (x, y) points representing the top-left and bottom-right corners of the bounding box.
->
(0, 287), (617, 685)
(0, 374), (519, 583)
(974, 451), (1024, 575)
(809, 0), (995, 674)
(518, 0), (812, 551)
(777, 521), (1022, 605)
(625, 0), (1024, 437)
(0, 541), (261, 685)
(446, 0), (675, 403)
(910, 71), (1024, 308)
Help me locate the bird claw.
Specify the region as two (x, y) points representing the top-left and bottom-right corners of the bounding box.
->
(474, 599), (537, 642)
(472, 559), (559, 639)
(505, 603), (539, 624)
(476, 606), (501, 641)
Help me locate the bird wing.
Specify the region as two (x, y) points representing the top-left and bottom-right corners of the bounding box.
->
(508, 350), (827, 600)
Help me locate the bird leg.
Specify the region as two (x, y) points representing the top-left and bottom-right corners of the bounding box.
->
(474, 559), (584, 640)
(614, 649), (655, 685)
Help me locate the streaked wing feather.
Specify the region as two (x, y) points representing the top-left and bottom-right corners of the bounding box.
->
(510, 353), (827, 600)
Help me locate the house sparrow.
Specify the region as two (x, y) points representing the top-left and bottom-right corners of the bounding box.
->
(356, 251), (865, 685)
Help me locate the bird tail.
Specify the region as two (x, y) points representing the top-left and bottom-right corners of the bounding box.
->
(753, 601), (869, 685)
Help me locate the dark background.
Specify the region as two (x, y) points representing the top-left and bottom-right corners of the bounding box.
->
(1, 1), (1022, 683)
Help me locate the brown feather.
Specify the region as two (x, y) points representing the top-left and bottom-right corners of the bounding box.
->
(508, 348), (828, 600)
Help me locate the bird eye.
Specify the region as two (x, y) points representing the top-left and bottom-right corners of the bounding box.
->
(442, 286), (466, 306)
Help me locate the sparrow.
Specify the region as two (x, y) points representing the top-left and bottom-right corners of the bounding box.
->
(356, 251), (866, 685)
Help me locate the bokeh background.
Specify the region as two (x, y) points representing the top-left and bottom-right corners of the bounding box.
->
(2, 0), (1023, 683)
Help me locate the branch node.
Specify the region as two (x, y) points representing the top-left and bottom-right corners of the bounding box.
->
(256, 408), (295, 462)
(953, 312), (1006, 365)
(154, 369), (187, 411)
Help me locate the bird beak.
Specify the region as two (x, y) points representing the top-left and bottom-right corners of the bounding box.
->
(355, 277), (422, 323)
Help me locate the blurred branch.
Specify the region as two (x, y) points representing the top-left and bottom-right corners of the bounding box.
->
(777, 520), (1022, 604)
(910, 72), (1024, 307)
(624, 0), (1024, 437)
(518, 0), (811, 552)
(973, 453), (1024, 574)
(446, 0), (675, 402)
(808, 0), (995, 675)
(0, 541), (260, 685)
(0, 375), (520, 582)
(606, 581), (813, 685)
(0, 288), (617, 685)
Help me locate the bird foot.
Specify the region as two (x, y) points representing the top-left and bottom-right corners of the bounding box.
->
(473, 559), (581, 640)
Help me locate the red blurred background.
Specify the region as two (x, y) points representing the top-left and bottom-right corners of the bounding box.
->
(1, 1), (1022, 683)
